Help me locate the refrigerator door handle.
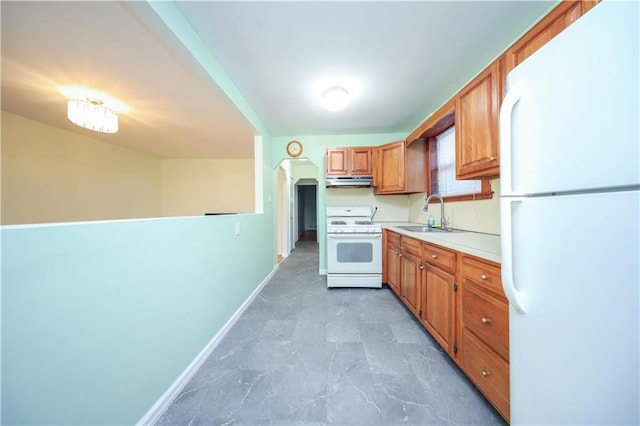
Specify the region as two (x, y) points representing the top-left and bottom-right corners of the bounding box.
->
(500, 197), (528, 314)
(499, 80), (526, 197)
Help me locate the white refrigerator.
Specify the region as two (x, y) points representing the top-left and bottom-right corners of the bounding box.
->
(499, 1), (639, 424)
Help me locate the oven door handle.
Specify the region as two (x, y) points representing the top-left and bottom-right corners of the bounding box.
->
(327, 234), (382, 239)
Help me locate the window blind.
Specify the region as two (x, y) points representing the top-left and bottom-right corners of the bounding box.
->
(436, 126), (481, 196)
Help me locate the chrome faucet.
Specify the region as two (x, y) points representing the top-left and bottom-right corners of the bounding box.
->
(423, 194), (448, 230)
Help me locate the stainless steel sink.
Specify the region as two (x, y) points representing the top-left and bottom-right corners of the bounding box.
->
(397, 225), (464, 233)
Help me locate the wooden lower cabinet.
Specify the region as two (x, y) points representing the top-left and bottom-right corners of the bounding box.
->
(385, 232), (401, 296)
(422, 264), (455, 355)
(460, 328), (510, 420)
(420, 243), (457, 356)
(383, 231), (509, 422)
(386, 231), (421, 316)
(459, 254), (510, 421)
(400, 237), (421, 318)
(460, 282), (509, 361)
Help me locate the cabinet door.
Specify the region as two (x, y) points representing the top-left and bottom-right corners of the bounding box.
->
(386, 243), (401, 296)
(455, 59), (501, 180)
(349, 147), (372, 175)
(422, 264), (455, 355)
(400, 250), (421, 318)
(371, 146), (381, 187)
(378, 141), (406, 193)
(326, 148), (348, 175)
(505, 1), (596, 73)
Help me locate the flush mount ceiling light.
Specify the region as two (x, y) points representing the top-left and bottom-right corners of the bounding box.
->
(322, 86), (349, 111)
(59, 86), (127, 134)
(67, 98), (118, 133)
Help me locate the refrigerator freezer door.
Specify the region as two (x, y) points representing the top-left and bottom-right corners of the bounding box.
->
(501, 1), (639, 196)
(506, 190), (639, 424)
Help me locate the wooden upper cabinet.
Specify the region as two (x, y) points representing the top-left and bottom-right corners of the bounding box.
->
(371, 146), (381, 187)
(455, 57), (502, 180)
(377, 141), (405, 192)
(349, 147), (373, 175)
(326, 148), (348, 175)
(406, 98), (456, 145)
(326, 147), (372, 176)
(505, 0), (599, 74)
(375, 140), (427, 194)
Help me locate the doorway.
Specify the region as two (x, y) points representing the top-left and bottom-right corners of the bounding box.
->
(274, 158), (319, 261)
(295, 180), (317, 243)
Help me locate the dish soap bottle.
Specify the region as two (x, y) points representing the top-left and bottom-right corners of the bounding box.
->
(427, 216), (435, 228)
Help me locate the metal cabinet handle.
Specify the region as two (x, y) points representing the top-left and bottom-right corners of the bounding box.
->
(481, 369), (490, 377)
(481, 317), (492, 324)
(431, 253), (438, 259)
(419, 264), (424, 270)
(481, 274), (488, 280)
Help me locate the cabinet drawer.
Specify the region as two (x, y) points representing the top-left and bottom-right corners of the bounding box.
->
(461, 329), (510, 422)
(401, 235), (421, 257)
(387, 231), (400, 247)
(461, 283), (509, 361)
(422, 243), (456, 273)
(461, 256), (504, 300)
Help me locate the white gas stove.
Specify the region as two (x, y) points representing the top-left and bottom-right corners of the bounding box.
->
(326, 206), (382, 234)
(326, 206), (382, 288)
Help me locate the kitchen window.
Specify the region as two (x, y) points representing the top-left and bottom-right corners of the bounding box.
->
(425, 115), (492, 202)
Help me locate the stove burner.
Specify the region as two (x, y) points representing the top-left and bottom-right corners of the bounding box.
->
(355, 220), (373, 225)
(331, 220), (347, 225)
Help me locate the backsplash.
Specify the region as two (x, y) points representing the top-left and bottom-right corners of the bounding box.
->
(325, 187), (410, 222)
(324, 180), (500, 234)
(409, 179), (501, 235)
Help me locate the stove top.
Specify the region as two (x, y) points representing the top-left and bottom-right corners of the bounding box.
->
(327, 206), (381, 234)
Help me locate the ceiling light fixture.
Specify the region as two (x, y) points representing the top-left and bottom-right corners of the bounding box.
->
(322, 86), (349, 111)
(59, 86), (127, 134)
(67, 97), (118, 133)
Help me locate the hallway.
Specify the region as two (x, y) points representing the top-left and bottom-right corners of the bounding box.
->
(157, 242), (505, 425)
(298, 229), (317, 242)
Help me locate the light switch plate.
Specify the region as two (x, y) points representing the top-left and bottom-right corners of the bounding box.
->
(235, 223), (240, 236)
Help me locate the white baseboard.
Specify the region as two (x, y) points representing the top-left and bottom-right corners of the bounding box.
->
(137, 263), (280, 425)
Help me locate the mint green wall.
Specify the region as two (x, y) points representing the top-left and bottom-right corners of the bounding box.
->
(272, 133), (406, 271)
(2, 132), (274, 424)
(1, 3), (278, 423)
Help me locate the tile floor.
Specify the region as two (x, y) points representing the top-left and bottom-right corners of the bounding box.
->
(156, 241), (507, 425)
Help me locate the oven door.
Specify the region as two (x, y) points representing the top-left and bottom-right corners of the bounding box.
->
(326, 233), (382, 274)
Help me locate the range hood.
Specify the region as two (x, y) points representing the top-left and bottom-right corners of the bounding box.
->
(326, 176), (373, 187)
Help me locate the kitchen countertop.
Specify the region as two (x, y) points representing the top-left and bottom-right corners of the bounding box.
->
(380, 222), (501, 263)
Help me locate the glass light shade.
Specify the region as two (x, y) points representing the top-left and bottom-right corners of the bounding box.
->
(67, 99), (118, 133)
(322, 86), (349, 111)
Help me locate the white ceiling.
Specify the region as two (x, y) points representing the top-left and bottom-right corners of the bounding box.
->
(1, 1), (555, 159)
